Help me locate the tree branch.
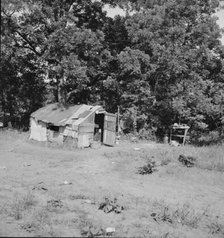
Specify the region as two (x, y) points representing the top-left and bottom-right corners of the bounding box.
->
(15, 30), (42, 56)
(2, 8), (16, 17)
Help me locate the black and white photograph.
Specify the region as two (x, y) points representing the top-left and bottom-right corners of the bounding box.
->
(1, 0), (224, 237)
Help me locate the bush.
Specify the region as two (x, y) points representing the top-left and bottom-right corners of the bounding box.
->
(138, 128), (156, 141)
(191, 130), (224, 146)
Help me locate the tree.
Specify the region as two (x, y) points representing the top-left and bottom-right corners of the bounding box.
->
(0, 30), (46, 128)
(1, 0), (47, 128)
(1, 0), (109, 105)
(1, 0), (224, 143)
(124, 0), (224, 139)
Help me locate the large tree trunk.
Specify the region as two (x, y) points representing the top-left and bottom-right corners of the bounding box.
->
(57, 76), (66, 104)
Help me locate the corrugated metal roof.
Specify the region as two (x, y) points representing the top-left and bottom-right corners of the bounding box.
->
(31, 103), (94, 126)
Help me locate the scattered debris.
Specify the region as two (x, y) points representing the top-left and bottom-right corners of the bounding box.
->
(105, 227), (116, 236)
(98, 197), (124, 214)
(63, 180), (72, 185)
(81, 226), (104, 237)
(151, 207), (173, 224)
(138, 160), (157, 175)
(130, 137), (138, 143)
(21, 223), (36, 233)
(178, 154), (197, 167)
(32, 182), (48, 191)
(134, 147), (141, 151)
(23, 164), (31, 167)
(81, 226), (116, 237)
(170, 140), (180, 147)
(84, 199), (92, 204)
(47, 199), (63, 208)
(83, 199), (95, 205)
(69, 194), (89, 200)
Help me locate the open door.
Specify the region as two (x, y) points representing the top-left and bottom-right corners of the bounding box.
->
(103, 113), (116, 146)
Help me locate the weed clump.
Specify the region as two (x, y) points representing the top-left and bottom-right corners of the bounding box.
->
(47, 199), (63, 209)
(207, 222), (224, 235)
(138, 160), (157, 174)
(98, 197), (124, 214)
(178, 154), (197, 167)
(9, 191), (36, 220)
(151, 203), (207, 229)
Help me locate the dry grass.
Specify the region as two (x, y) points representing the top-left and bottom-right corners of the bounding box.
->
(136, 144), (224, 172)
(143, 200), (208, 229)
(0, 130), (224, 237)
(207, 222), (224, 235)
(104, 144), (224, 173)
(178, 145), (224, 172)
(68, 193), (90, 200)
(9, 190), (37, 220)
(20, 207), (60, 237)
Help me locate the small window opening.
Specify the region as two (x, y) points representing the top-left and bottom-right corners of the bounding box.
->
(48, 125), (59, 132)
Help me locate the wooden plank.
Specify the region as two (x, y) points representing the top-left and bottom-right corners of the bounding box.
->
(79, 126), (94, 133)
(103, 130), (116, 146)
(105, 115), (116, 121)
(104, 120), (116, 131)
(103, 113), (116, 146)
(79, 123), (95, 133)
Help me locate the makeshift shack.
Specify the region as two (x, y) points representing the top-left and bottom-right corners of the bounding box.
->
(29, 103), (116, 148)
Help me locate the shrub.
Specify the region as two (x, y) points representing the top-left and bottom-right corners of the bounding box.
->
(9, 191), (36, 220)
(138, 160), (157, 174)
(191, 130), (224, 146)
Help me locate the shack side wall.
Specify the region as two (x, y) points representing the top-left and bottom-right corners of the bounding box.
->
(29, 118), (47, 141)
(77, 122), (95, 148)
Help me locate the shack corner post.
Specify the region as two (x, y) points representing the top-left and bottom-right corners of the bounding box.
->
(116, 105), (121, 145)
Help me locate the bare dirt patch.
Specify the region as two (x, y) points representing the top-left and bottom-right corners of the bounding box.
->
(0, 130), (224, 237)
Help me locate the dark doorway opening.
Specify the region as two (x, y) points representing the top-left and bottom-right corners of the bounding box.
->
(94, 113), (104, 142)
(48, 125), (59, 132)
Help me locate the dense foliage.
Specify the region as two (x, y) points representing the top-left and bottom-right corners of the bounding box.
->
(1, 0), (224, 144)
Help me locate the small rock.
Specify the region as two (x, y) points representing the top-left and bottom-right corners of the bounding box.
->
(106, 227), (115, 234)
(131, 137), (138, 142)
(84, 199), (93, 204)
(134, 147), (141, 151)
(59, 180), (72, 185)
(170, 140), (180, 147)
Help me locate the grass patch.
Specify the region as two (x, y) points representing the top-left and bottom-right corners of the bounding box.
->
(179, 146), (224, 172)
(150, 201), (208, 229)
(21, 206), (60, 237)
(143, 144), (224, 172)
(69, 194), (90, 200)
(160, 158), (172, 166)
(207, 222), (224, 235)
(9, 190), (37, 220)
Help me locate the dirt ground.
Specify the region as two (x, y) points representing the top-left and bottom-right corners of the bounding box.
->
(0, 130), (224, 237)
